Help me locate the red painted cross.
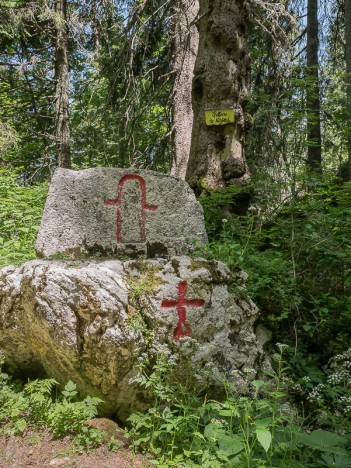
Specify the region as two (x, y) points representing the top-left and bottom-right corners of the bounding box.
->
(161, 281), (204, 341)
(104, 174), (158, 243)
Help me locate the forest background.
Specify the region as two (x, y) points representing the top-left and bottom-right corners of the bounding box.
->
(0, 0), (351, 466)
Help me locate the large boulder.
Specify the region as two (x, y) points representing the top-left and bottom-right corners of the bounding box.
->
(35, 168), (208, 259)
(0, 257), (267, 421)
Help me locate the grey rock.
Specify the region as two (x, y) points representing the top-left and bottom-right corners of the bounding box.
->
(35, 168), (208, 259)
(0, 257), (267, 421)
(255, 324), (272, 348)
(49, 458), (73, 466)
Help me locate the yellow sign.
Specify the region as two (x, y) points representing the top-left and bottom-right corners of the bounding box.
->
(205, 109), (235, 126)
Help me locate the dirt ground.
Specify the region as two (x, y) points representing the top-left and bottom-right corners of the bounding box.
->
(0, 419), (149, 468)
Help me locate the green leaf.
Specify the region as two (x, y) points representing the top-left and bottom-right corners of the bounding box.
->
(256, 427), (272, 452)
(297, 430), (348, 454)
(255, 417), (272, 428)
(64, 381), (77, 392)
(204, 423), (226, 442)
(194, 431), (205, 440)
(16, 419), (27, 433)
(218, 409), (237, 417)
(218, 434), (244, 456)
(321, 454), (351, 468)
(298, 430), (345, 448)
(252, 380), (266, 392)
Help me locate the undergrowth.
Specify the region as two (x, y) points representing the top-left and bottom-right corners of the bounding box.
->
(0, 170), (47, 268)
(0, 352), (107, 450)
(196, 177), (351, 358)
(128, 347), (351, 467)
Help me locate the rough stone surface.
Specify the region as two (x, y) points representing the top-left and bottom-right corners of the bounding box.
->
(35, 168), (208, 258)
(0, 257), (266, 421)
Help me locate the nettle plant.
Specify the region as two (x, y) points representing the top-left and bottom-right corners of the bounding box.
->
(127, 346), (351, 467)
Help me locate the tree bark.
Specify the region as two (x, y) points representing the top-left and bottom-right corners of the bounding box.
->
(345, 0), (351, 180)
(185, 0), (250, 191)
(54, 0), (71, 168)
(171, 0), (199, 179)
(306, 0), (322, 171)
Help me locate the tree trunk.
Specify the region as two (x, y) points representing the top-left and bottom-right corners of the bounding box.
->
(185, 0), (250, 191)
(171, 0), (199, 179)
(345, 0), (351, 180)
(306, 0), (322, 171)
(54, 0), (71, 168)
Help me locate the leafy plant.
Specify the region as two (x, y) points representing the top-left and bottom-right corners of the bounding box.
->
(128, 345), (351, 467)
(0, 170), (47, 268)
(0, 353), (103, 449)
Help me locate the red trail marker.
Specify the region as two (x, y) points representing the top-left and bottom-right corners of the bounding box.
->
(161, 281), (204, 341)
(104, 174), (158, 242)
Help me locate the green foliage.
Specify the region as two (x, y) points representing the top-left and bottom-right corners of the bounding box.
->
(254, 179), (351, 352)
(285, 347), (351, 434)
(68, 0), (173, 172)
(0, 170), (47, 267)
(192, 176), (351, 466)
(128, 347), (351, 467)
(0, 1), (174, 177)
(198, 177), (351, 355)
(46, 380), (102, 441)
(0, 2), (56, 177)
(0, 353), (103, 449)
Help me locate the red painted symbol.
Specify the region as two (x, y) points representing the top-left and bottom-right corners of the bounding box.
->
(104, 174), (158, 243)
(161, 281), (204, 341)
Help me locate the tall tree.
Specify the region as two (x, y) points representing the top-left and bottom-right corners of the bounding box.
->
(306, 0), (322, 170)
(88, 0), (173, 170)
(170, 0), (199, 179)
(54, 0), (71, 168)
(345, 0), (351, 180)
(0, 1), (57, 180)
(185, 0), (250, 192)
